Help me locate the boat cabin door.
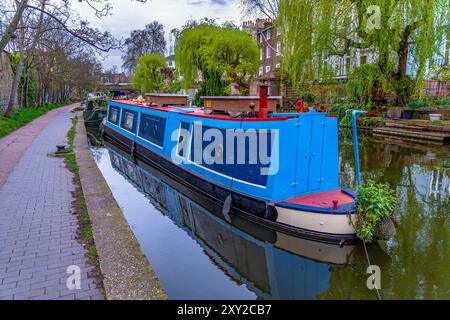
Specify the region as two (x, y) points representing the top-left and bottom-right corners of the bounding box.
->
(294, 113), (326, 194)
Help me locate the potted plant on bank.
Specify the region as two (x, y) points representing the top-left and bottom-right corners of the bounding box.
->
(355, 180), (398, 243)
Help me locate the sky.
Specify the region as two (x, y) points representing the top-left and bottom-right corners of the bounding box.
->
(73, 0), (243, 72)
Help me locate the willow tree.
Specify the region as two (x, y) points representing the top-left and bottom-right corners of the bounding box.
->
(175, 25), (260, 98)
(277, 0), (449, 107)
(132, 53), (167, 94)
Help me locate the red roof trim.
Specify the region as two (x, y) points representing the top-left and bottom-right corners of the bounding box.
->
(180, 113), (295, 121)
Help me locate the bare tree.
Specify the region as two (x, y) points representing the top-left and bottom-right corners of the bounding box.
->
(5, 0), (46, 117)
(122, 21), (167, 73)
(0, 0), (148, 53)
(0, 0), (28, 53)
(2, 0), (112, 115)
(240, 0), (279, 21)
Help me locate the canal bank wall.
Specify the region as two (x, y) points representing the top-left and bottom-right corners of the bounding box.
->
(73, 112), (167, 300)
(348, 117), (450, 145)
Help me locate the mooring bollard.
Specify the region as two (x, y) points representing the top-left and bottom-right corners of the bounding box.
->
(55, 145), (67, 154)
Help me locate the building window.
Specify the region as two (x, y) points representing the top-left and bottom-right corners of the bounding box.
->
(275, 63), (280, 69)
(266, 46), (271, 59)
(259, 67), (263, 76)
(276, 41), (281, 56)
(260, 47), (263, 61)
(265, 65), (271, 73)
(266, 29), (271, 40)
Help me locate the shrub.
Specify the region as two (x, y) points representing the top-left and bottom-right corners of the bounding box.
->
(392, 77), (415, 107)
(355, 180), (397, 243)
(347, 64), (390, 108)
(329, 103), (356, 127)
(430, 97), (450, 108)
(408, 98), (430, 109)
(431, 120), (446, 125)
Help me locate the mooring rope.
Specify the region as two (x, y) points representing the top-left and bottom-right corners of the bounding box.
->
(348, 215), (382, 301)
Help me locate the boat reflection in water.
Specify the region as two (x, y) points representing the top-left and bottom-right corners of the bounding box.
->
(106, 142), (370, 299)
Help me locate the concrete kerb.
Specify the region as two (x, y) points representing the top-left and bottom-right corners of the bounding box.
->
(73, 112), (167, 300)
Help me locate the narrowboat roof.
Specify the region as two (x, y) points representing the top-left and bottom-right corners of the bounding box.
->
(201, 96), (282, 100)
(144, 93), (189, 97)
(109, 99), (297, 121)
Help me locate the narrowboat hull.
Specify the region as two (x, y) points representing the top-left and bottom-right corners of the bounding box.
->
(101, 123), (357, 243)
(83, 109), (105, 128)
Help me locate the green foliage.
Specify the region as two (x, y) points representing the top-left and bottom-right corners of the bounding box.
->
(408, 98), (430, 109)
(429, 65), (450, 81)
(277, 0), (449, 102)
(347, 64), (390, 108)
(392, 77), (415, 107)
(175, 25), (259, 91)
(8, 52), (39, 108)
(329, 103), (356, 127)
(360, 118), (380, 127)
(431, 120), (446, 125)
(429, 97), (450, 108)
(0, 101), (72, 138)
(192, 71), (230, 106)
(356, 180), (397, 243)
(63, 116), (98, 267)
(132, 53), (167, 93)
(159, 77), (182, 94)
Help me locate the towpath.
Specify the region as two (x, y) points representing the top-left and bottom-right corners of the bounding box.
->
(0, 104), (103, 300)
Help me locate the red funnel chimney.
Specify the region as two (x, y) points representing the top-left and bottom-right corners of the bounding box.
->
(259, 84), (269, 118)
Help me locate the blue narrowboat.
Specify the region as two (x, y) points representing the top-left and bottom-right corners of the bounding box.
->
(100, 85), (357, 243)
(107, 143), (359, 298)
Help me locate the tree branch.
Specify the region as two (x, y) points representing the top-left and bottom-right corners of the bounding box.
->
(26, 4), (116, 52)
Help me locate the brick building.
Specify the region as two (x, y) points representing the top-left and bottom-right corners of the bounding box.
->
(243, 19), (282, 96)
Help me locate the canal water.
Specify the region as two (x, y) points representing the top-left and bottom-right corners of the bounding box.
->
(89, 130), (449, 299)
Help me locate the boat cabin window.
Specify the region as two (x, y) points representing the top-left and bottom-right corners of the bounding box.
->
(120, 109), (138, 133)
(108, 106), (120, 124)
(138, 114), (166, 147)
(189, 125), (273, 187)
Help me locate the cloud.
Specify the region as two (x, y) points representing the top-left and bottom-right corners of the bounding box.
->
(74, 0), (241, 70)
(187, 0), (229, 5)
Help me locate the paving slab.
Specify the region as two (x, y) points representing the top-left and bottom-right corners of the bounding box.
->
(0, 105), (103, 300)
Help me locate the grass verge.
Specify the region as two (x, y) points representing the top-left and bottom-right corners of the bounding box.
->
(0, 100), (74, 138)
(62, 116), (104, 287)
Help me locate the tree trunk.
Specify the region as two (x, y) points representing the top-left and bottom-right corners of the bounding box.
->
(397, 42), (408, 80)
(25, 67), (29, 108)
(445, 27), (449, 66)
(0, 0), (28, 52)
(4, 51), (25, 117)
(395, 27), (411, 108)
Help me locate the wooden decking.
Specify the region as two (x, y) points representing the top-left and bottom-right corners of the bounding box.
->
(371, 119), (450, 144)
